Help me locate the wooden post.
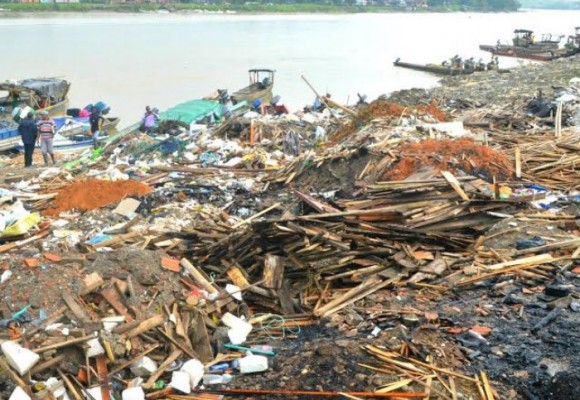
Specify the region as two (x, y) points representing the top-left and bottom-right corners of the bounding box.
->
(263, 255), (285, 290)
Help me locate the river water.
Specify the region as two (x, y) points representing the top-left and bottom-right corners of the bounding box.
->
(0, 10), (579, 127)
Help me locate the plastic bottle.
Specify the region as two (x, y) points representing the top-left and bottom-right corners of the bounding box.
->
(202, 374), (233, 385)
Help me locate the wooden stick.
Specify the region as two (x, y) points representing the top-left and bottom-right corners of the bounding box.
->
(107, 344), (160, 377)
(180, 258), (219, 294)
(441, 171), (470, 201)
(143, 349), (182, 389)
(231, 202), (281, 229)
(480, 371), (495, 400)
(32, 334), (96, 353)
(301, 75), (344, 126)
(0, 356), (28, 387)
(121, 314), (165, 339)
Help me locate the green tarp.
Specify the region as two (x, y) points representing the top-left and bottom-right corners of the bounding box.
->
(159, 99), (221, 125)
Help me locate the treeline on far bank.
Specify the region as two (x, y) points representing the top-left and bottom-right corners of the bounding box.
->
(0, 0), (522, 14)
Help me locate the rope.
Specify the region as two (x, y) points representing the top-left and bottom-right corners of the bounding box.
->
(252, 313), (301, 340)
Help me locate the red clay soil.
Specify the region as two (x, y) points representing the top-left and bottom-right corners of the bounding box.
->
(383, 138), (514, 181)
(44, 179), (152, 216)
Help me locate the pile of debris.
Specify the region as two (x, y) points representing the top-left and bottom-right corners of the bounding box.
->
(0, 56), (579, 400)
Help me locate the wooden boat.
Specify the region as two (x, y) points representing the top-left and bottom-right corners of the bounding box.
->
(393, 59), (474, 76)
(479, 45), (558, 61)
(0, 78), (70, 116)
(0, 120), (19, 152)
(57, 116), (121, 138)
(231, 69), (275, 106)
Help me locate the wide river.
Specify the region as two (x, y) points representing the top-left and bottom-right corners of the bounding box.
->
(0, 10), (579, 127)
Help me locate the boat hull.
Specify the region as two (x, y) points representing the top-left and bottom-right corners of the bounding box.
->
(479, 45), (560, 61)
(231, 83), (274, 106)
(393, 61), (474, 76)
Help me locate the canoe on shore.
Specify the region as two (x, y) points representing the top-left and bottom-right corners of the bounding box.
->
(393, 60), (475, 76)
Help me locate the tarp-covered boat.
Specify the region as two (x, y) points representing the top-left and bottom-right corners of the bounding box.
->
(0, 78), (70, 116)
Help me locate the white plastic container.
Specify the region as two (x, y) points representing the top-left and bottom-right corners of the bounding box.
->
(180, 359), (204, 389)
(238, 354), (268, 374)
(1, 340), (40, 375)
(221, 313), (252, 345)
(122, 387), (145, 400)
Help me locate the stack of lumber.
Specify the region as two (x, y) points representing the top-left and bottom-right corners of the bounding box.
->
(493, 132), (580, 192)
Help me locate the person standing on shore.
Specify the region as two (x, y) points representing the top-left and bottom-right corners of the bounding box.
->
(139, 106), (158, 133)
(37, 110), (56, 165)
(18, 112), (38, 168)
(89, 107), (104, 149)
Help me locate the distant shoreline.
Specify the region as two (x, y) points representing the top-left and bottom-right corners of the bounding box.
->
(0, 3), (524, 17)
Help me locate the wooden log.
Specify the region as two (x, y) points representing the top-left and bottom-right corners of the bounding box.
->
(263, 254), (284, 290)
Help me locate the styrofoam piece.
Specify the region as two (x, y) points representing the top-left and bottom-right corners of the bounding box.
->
(9, 386), (31, 400)
(122, 387), (145, 400)
(225, 284), (243, 301)
(1, 340), (40, 375)
(169, 371), (191, 394)
(180, 359), (204, 389)
(83, 387), (104, 400)
(221, 313), (252, 345)
(45, 377), (67, 398)
(130, 356), (158, 377)
(85, 338), (105, 358)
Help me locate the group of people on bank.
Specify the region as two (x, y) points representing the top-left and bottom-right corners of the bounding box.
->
(17, 107), (105, 168)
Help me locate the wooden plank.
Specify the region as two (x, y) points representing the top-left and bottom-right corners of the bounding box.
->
(440, 171), (470, 201)
(95, 356), (112, 400)
(190, 311), (214, 363)
(121, 314), (165, 340)
(62, 293), (91, 323)
(180, 258), (219, 294)
(100, 285), (134, 322)
(263, 254), (284, 290)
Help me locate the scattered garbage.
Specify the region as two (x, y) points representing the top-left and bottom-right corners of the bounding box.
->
(0, 55), (579, 400)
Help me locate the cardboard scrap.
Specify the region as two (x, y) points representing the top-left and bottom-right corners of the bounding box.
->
(113, 198), (142, 218)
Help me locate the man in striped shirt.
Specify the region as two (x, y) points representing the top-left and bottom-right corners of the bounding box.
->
(37, 110), (56, 165)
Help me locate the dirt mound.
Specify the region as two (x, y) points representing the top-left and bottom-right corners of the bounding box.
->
(45, 179), (152, 216)
(383, 138), (514, 181)
(360, 99), (447, 122)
